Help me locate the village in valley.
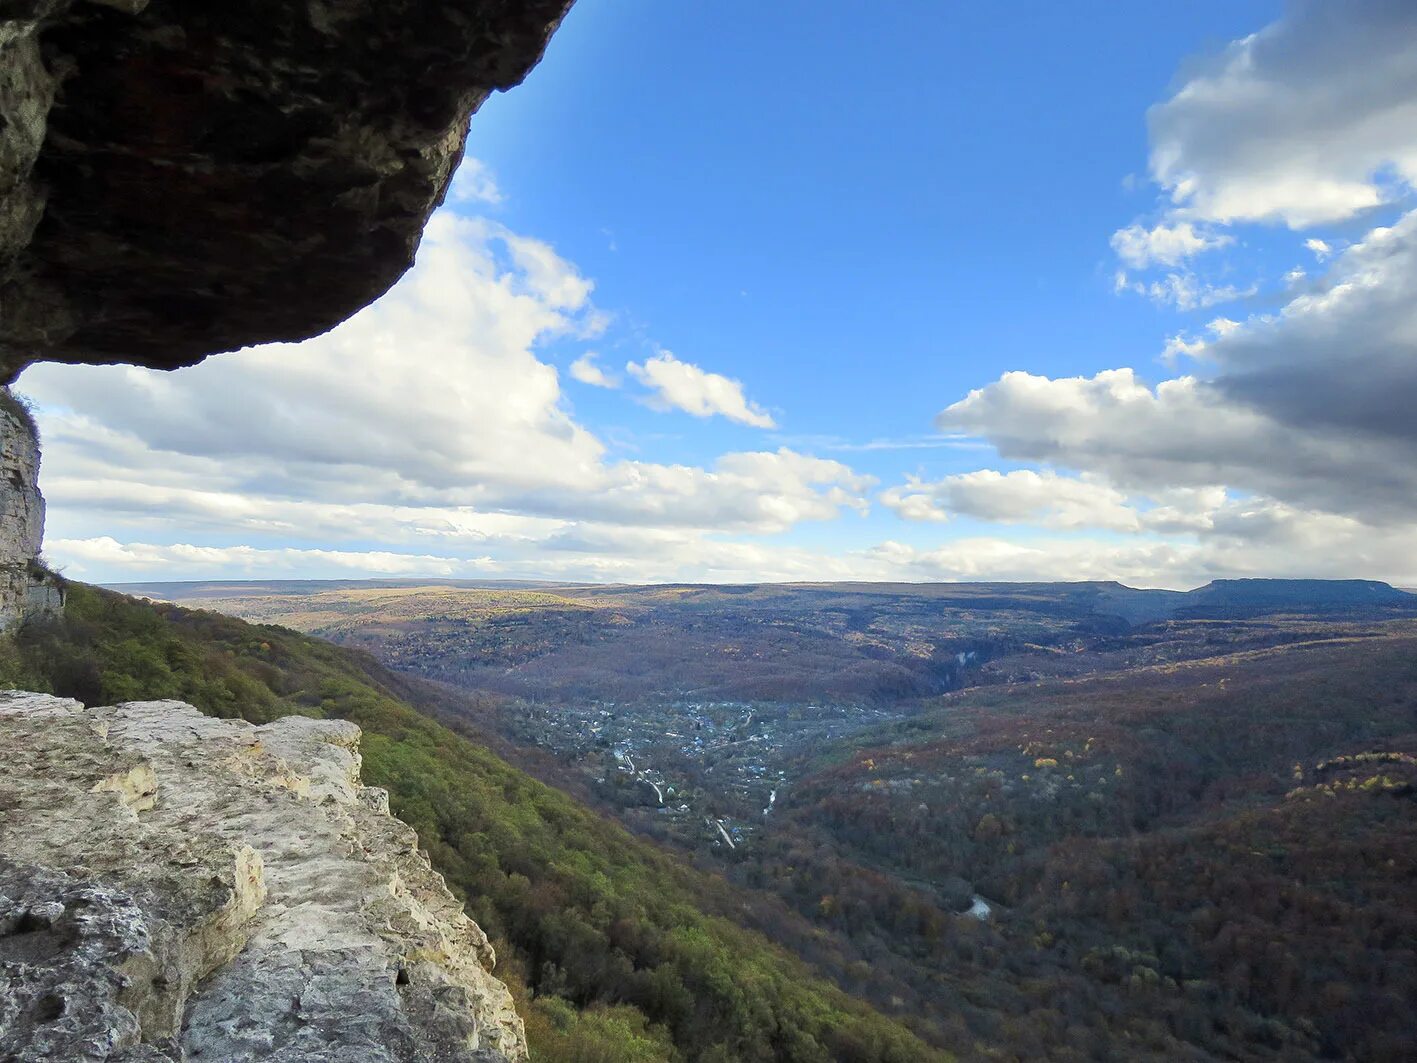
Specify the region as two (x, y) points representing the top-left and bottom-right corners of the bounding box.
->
(502, 696), (906, 850)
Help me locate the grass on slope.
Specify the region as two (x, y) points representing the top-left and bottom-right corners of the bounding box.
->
(0, 585), (948, 1063)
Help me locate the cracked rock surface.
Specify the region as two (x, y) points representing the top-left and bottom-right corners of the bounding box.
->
(0, 692), (526, 1061)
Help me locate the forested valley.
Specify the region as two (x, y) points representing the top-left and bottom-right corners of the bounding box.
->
(103, 577), (1417, 1060)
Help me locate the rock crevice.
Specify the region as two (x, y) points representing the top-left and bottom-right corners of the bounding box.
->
(0, 693), (527, 1061)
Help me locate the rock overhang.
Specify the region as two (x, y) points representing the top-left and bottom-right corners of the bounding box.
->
(0, 0), (573, 382)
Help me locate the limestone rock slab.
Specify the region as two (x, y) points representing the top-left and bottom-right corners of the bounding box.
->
(0, 693), (526, 1061)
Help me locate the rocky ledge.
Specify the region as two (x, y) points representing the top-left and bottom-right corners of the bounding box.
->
(0, 692), (526, 1061)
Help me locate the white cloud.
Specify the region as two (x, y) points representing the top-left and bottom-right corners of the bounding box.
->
(881, 470), (1145, 531)
(46, 496), (1417, 589)
(938, 365), (1417, 524)
(1110, 221), (1232, 269)
(21, 214), (614, 505)
(569, 352), (618, 388)
(1147, 0), (1417, 227)
(19, 210), (868, 590)
(1115, 270), (1254, 310)
(625, 351), (777, 428)
(862, 537), (1203, 588)
(1182, 209), (1417, 455)
(496, 448), (871, 532)
(50, 538), (495, 579)
(930, 2), (1417, 591)
(863, 499), (1417, 589)
(1161, 317), (1239, 363)
(447, 156), (504, 206)
(1305, 237), (1333, 260)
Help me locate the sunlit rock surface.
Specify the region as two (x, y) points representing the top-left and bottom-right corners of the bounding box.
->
(0, 693), (526, 1061)
(0, 389), (62, 629)
(0, 0), (572, 379)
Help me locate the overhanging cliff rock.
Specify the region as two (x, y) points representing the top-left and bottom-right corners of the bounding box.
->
(0, 0), (572, 381)
(0, 692), (528, 1061)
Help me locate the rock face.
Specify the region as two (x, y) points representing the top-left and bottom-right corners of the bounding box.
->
(0, 692), (527, 1061)
(0, 388), (63, 629)
(0, 0), (573, 380)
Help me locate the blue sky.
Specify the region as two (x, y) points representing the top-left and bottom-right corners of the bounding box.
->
(19, 0), (1417, 587)
(473, 1), (1251, 436)
(467, 0), (1282, 539)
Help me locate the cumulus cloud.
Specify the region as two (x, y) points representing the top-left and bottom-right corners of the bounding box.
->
(975, 0), (1417, 575)
(863, 502), (1417, 589)
(1057, 208), (1417, 517)
(938, 365), (1417, 523)
(569, 352), (618, 388)
(1111, 1), (1417, 316)
(1161, 317), (1238, 363)
(496, 448), (872, 533)
(1202, 210), (1417, 448)
(933, 145), (1417, 584)
(881, 472), (1252, 542)
(21, 216), (859, 533)
(1147, 0), (1417, 228)
(27, 214), (607, 500)
(1110, 222), (1232, 269)
(47, 498), (1417, 588)
(1305, 237), (1333, 260)
(447, 156), (504, 206)
(625, 351), (777, 428)
(882, 470), (1145, 531)
(19, 207), (872, 585)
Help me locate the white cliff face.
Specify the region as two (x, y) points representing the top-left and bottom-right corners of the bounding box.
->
(0, 693), (527, 1062)
(0, 389), (62, 630)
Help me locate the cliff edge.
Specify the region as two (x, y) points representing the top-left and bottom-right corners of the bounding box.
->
(0, 692), (526, 1061)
